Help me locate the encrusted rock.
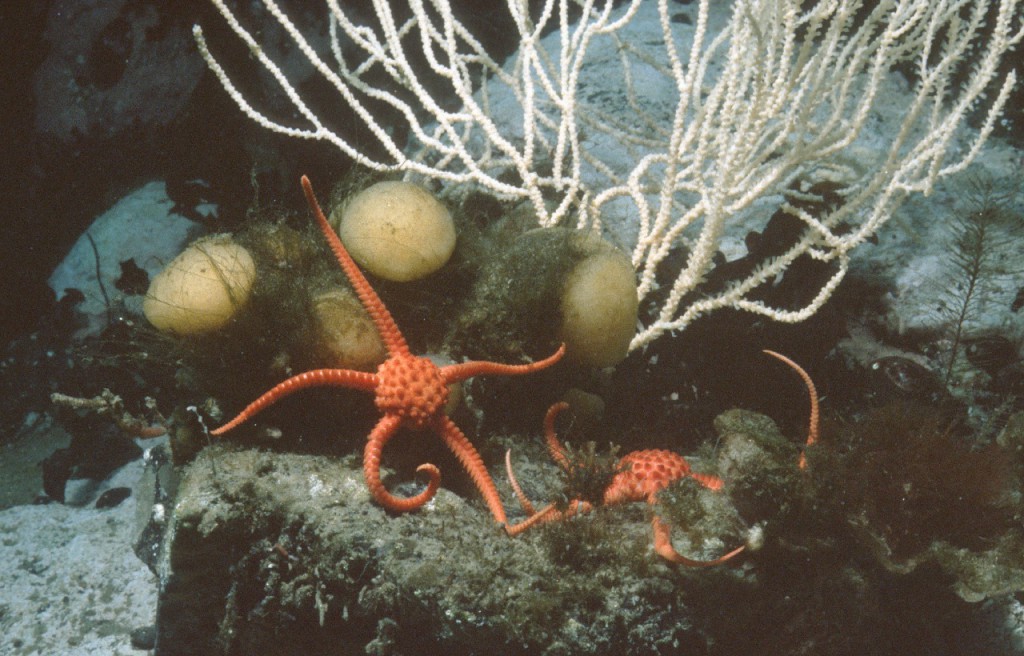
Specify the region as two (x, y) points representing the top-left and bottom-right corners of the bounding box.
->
(153, 445), (736, 655)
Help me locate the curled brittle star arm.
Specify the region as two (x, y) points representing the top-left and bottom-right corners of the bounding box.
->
(503, 446), (590, 536)
(505, 449), (537, 515)
(651, 516), (745, 567)
(364, 414), (441, 513)
(542, 401), (570, 468)
(762, 349), (820, 469)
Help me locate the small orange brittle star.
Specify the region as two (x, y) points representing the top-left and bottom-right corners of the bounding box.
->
(212, 175), (565, 527)
(505, 402), (746, 566)
(505, 350), (820, 565)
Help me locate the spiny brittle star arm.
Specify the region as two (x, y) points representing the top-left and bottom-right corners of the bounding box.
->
(432, 414), (509, 525)
(300, 174), (409, 356)
(441, 344), (566, 384)
(211, 369), (378, 435)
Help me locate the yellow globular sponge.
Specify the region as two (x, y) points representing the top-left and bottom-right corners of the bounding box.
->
(332, 181), (456, 282)
(559, 234), (638, 368)
(309, 287), (386, 371)
(143, 235), (257, 335)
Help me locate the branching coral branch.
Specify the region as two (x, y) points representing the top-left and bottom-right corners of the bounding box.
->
(193, 0), (1022, 350)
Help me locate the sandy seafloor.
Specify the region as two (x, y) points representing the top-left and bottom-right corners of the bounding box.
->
(0, 418), (159, 655)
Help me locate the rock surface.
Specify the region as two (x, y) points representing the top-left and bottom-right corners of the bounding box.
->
(154, 445), (738, 655)
(0, 458), (157, 656)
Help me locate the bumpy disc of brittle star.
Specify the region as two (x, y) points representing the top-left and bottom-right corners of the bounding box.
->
(374, 355), (448, 428)
(604, 449), (726, 506)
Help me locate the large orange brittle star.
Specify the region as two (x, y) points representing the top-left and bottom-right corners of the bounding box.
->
(212, 175), (565, 527)
(505, 349), (820, 565)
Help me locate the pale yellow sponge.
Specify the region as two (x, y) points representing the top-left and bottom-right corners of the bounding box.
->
(309, 287), (386, 371)
(333, 181), (455, 282)
(143, 235), (256, 335)
(559, 235), (638, 367)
